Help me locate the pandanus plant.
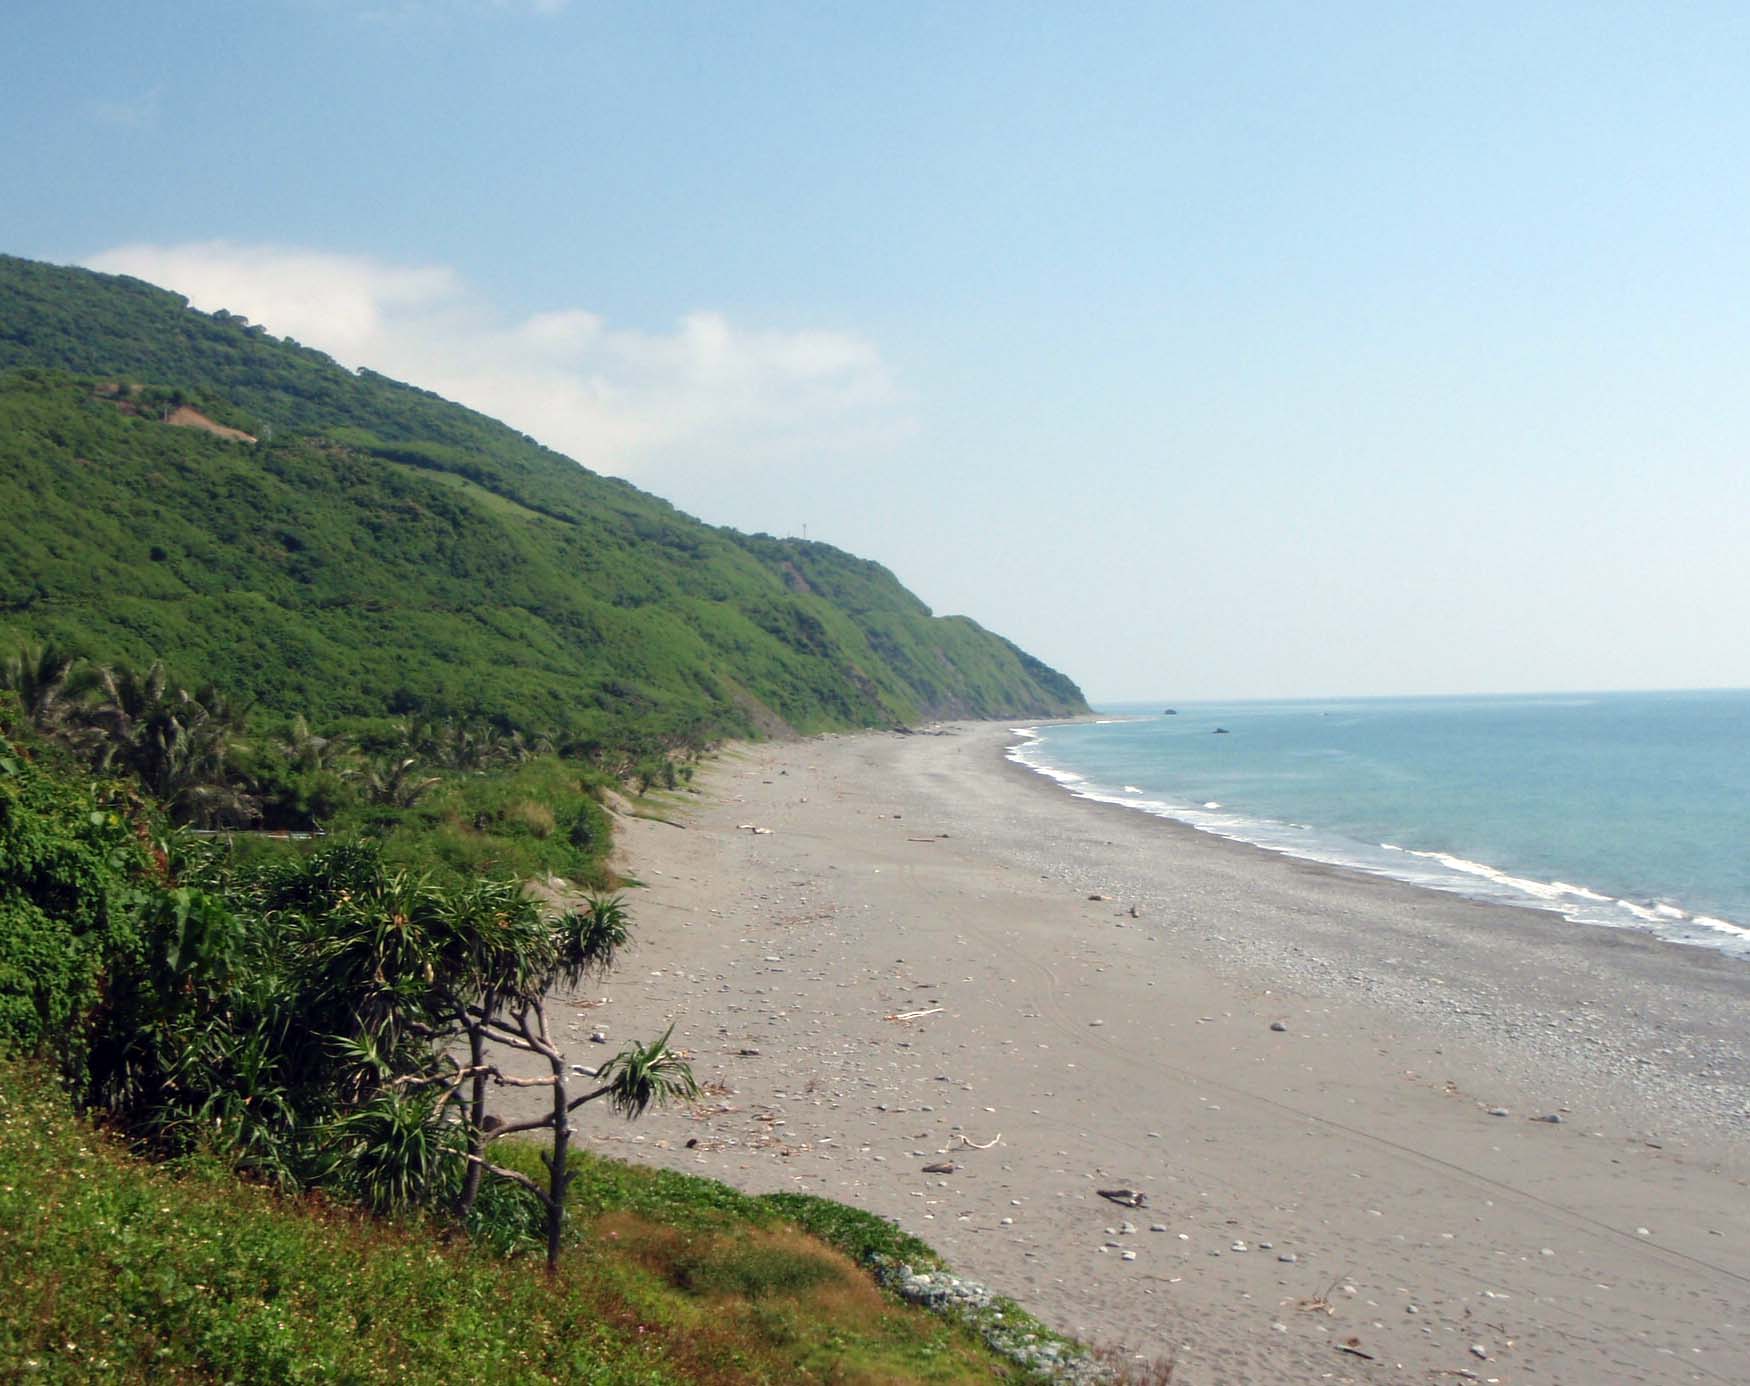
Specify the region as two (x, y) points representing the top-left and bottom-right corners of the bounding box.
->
(440, 890), (698, 1269)
(263, 847), (695, 1266)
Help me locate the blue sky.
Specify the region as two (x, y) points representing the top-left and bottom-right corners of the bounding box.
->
(5, 1), (1749, 699)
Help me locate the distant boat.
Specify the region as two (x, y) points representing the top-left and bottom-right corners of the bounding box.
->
(1212, 727), (1230, 734)
(1162, 708), (1178, 715)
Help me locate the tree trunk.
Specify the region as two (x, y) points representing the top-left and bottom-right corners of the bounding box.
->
(536, 1000), (572, 1273)
(456, 1021), (488, 1218)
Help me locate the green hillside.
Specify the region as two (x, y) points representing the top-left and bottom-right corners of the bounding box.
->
(0, 254), (1086, 744)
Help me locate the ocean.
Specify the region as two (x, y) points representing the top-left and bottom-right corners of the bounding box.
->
(1008, 689), (1750, 959)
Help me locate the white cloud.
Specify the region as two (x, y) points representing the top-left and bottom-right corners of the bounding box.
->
(84, 241), (906, 477)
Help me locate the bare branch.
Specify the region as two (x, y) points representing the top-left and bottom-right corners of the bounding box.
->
(564, 1084), (616, 1112)
(483, 1114), (561, 1140)
(464, 1154), (550, 1205)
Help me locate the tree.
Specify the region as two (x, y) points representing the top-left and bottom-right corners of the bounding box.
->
(80, 663), (259, 827)
(440, 892), (696, 1269)
(256, 849), (696, 1267)
(352, 753), (440, 808)
(0, 643), (88, 735)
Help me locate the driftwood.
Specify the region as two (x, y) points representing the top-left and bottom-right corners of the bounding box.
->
(921, 1161), (958, 1174)
(1097, 1188), (1149, 1208)
(885, 1007), (944, 1022)
(954, 1131), (1002, 1150)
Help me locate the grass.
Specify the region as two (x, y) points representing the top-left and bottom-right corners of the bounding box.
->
(0, 1064), (1037, 1384)
(326, 756), (617, 886)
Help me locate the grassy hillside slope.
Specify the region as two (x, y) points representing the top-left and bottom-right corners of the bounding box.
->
(1, 1062), (1045, 1384)
(0, 255), (1086, 742)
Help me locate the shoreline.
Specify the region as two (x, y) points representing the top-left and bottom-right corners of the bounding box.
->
(987, 724), (1750, 1148)
(510, 722), (1750, 1384)
(1006, 717), (1750, 962)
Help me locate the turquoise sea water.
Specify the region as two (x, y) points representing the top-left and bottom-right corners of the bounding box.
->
(1009, 690), (1750, 959)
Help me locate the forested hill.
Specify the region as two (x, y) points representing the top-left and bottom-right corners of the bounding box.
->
(0, 254), (1087, 744)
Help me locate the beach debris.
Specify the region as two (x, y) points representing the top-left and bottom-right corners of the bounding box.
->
(1098, 1188), (1149, 1209)
(1127, 904), (1140, 917)
(1335, 1340), (1375, 1361)
(886, 1007), (945, 1022)
(737, 1047), (762, 1056)
(1487, 1107), (1510, 1117)
(1293, 1278), (1344, 1314)
(1470, 1343), (1490, 1360)
(954, 1131), (1002, 1150)
(921, 1161), (958, 1174)
(1088, 893), (1111, 901)
(1532, 1112), (1564, 1123)
(1231, 1240), (1249, 1252)
(1270, 1020), (1288, 1032)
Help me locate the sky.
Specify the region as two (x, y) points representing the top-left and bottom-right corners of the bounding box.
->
(5, 1), (1749, 702)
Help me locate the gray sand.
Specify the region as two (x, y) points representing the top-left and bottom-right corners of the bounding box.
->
(508, 723), (1750, 1384)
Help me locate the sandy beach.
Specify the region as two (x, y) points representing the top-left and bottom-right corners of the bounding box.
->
(516, 723), (1750, 1384)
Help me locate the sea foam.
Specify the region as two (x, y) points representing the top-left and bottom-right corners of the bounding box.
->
(1005, 719), (1750, 962)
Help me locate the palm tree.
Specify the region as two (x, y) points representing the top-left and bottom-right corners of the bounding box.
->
(279, 713), (349, 774)
(80, 662), (259, 827)
(1, 642), (92, 735)
(353, 754), (441, 808)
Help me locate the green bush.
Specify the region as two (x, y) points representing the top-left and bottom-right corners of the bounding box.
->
(0, 720), (154, 1089)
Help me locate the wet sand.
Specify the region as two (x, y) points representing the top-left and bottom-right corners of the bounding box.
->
(514, 723), (1750, 1384)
